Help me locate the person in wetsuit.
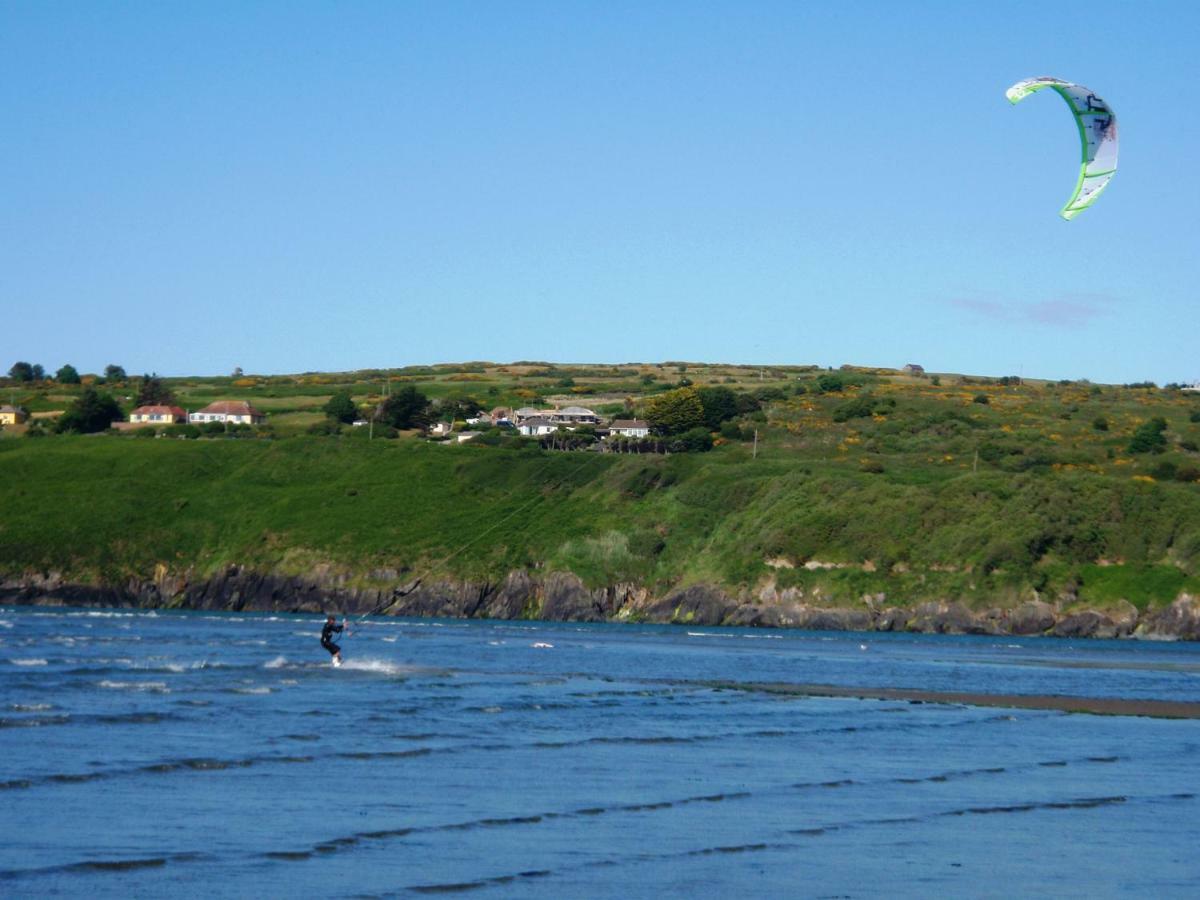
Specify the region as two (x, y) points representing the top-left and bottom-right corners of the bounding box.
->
(321, 615), (345, 664)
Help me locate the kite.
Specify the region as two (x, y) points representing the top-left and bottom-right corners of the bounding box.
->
(1006, 76), (1118, 220)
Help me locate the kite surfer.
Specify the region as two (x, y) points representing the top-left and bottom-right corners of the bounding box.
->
(321, 614), (347, 666)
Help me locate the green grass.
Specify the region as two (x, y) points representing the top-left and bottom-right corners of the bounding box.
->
(5, 363), (1200, 610)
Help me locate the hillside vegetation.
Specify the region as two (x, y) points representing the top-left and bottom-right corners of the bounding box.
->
(4, 362), (1200, 613)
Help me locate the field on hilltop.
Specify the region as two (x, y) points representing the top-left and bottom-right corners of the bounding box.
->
(5, 361), (1200, 616)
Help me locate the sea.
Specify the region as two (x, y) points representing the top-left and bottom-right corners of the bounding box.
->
(2, 606), (1199, 898)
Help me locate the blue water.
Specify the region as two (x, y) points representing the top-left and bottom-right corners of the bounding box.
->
(3, 606), (1199, 897)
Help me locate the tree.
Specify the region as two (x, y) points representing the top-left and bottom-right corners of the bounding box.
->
(643, 387), (705, 436)
(438, 394), (481, 423)
(104, 364), (127, 383)
(1128, 417), (1168, 454)
(324, 391), (358, 424)
(8, 361), (35, 382)
(378, 385), (430, 429)
(56, 364), (81, 384)
(136, 374), (175, 407)
(697, 386), (739, 430)
(31, 364), (45, 380)
(55, 387), (121, 434)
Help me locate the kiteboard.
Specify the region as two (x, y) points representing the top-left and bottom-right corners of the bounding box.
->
(332, 656), (342, 668)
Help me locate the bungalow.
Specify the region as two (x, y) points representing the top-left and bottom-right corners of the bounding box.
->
(518, 417), (560, 437)
(553, 405), (599, 425)
(902, 364), (925, 376)
(513, 406), (541, 424)
(129, 405), (186, 425)
(0, 405), (29, 426)
(609, 419), (650, 438)
(188, 400), (265, 425)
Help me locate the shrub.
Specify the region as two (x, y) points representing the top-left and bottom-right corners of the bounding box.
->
(972, 394), (990, 405)
(832, 397), (876, 422)
(1128, 417), (1168, 454)
(669, 427), (713, 453)
(815, 374), (844, 393)
(1093, 417), (1109, 431)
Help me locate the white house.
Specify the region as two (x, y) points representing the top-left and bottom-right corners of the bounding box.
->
(129, 405), (186, 425)
(518, 417), (560, 437)
(189, 401), (265, 425)
(609, 419), (651, 438)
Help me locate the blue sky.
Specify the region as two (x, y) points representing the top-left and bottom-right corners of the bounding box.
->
(2, 1), (1196, 383)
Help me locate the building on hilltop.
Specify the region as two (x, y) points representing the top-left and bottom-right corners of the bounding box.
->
(189, 401), (265, 425)
(902, 364), (925, 376)
(129, 405), (186, 425)
(0, 405), (29, 426)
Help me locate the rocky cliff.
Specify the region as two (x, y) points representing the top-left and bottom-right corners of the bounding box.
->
(5, 566), (1200, 640)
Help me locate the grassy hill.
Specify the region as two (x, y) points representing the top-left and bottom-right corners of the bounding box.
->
(4, 362), (1200, 613)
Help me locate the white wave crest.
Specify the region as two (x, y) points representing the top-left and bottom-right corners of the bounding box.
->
(11, 658), (48, 666)
(98, 680), (169, 693)
(264, 656), (289, 669)
(338, 657), (411, 676)
(233, 686), (273, 695)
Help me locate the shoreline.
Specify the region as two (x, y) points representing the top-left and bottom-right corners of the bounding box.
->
(4, 567), (1200, 641)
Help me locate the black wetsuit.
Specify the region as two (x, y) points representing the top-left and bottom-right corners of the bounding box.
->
(321, 620), (343, 657)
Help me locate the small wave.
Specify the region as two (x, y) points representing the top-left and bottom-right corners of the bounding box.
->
(10, 658), (48, 666)
(232, 686), (273, 695)
(264, 656), (289, 669)
(8, 703), (53, 712)
(0, 714), (71, 729)
(339, 658), (411, 676)
(98, 680), (169, 693)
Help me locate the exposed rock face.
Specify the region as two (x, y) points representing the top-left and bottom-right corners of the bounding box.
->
(645, 585), (736, 626)
(1007, 600), (1057, 635)
(1138, 595), (1200, 640)
(2, 568), (1197, 641)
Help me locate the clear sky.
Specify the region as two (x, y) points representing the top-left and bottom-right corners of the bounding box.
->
(2, 1), (1196, 383)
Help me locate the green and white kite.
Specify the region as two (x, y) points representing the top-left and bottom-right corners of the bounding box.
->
(1006, 76), (1118, 220)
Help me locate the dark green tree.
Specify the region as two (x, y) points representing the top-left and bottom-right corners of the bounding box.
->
(8, 361), (35, 382)
(55, 387), (121, 433)
(136, 374), (175, 407)
(324, 390), (358, 424)
(816, 373), (845, 393)
(56, 364), (81, 384)
(1128, 417), (1168, 454)
(378, 386), (430, 429)
(104, 364), (127, 383)
(31, 364), (45, 380)
(697, 386), (739, 430)
(643, 387), (705, 436)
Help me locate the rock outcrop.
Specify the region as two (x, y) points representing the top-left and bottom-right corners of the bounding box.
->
(2, 568), (1196, 641)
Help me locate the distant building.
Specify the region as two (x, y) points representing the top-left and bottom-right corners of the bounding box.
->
(188, 401), (265, 425)
(553, 405), (599, 425)
(129, 405), (186, 425)
(518, 417), (560, 437)
(429, 422), (453, 437)
(513, 406), (541, 424)
(0, 405), (29, 426)
(902, 364), (925, 376)
(609, 419), (650, 438)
